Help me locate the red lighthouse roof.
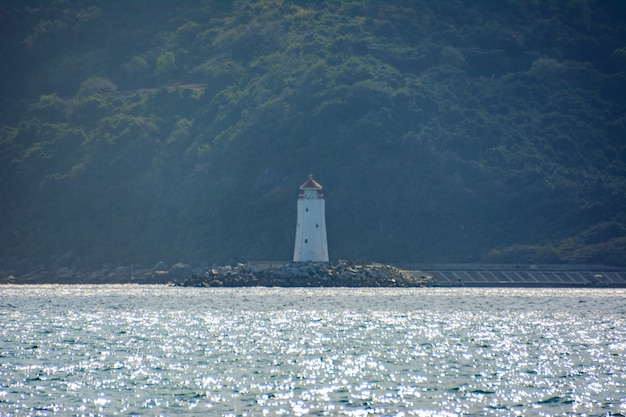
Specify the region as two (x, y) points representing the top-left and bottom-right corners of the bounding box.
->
(299, 174), (323, 190)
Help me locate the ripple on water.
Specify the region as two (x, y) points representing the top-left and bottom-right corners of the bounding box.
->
(0, 286), (625, 416)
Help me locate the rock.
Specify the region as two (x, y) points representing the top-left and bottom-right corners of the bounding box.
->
(109, 266), (130, 281)
(0, 275), (16, 284)
(152, 260), (168, 271)
(168, 263), (194, 281)
(145, 270), (170, 284)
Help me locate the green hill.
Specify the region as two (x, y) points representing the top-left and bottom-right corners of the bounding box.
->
(1, 0), (625, 269)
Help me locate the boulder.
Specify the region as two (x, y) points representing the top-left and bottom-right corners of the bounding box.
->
(168, 263), (194, 281)
(0, 275), (16, 284)
(152, 261), (168, 271)
(146, 270), (170, 284)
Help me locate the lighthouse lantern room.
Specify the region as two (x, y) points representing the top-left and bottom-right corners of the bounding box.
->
(293, 174), (329, 262)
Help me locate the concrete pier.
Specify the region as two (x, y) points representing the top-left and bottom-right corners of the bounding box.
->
(399, 264), (626, 287)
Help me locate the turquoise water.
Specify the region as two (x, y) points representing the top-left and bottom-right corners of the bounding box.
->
(1, 286), (625, 416)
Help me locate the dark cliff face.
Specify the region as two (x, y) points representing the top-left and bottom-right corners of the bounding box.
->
(0, 0), (625, 269)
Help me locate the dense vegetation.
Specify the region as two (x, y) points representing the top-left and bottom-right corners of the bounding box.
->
(1, 0), (625, 269)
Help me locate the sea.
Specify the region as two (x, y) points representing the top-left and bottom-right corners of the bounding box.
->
(1, 285), (624, 417)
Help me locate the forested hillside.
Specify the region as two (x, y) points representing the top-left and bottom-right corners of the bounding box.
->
(1, 0), (625, 269)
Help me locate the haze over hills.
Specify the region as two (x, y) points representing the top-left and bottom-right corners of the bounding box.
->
(1, 0), (625, 270)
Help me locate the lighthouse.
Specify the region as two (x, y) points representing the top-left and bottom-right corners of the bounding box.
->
(293, 174), (329, 262)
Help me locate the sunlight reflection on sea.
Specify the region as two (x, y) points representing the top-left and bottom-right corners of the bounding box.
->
(1, 286), (625, 416)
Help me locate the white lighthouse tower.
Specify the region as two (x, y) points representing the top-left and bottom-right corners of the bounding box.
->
(293, 174), (329, 262)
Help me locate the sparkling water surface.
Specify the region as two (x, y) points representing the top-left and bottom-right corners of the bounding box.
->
(1, 286), (625, 416)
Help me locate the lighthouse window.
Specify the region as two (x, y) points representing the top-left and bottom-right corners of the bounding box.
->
(304, 239), (308, 244)
(305, 208), (309, 212)
(316, 224), (319, 228)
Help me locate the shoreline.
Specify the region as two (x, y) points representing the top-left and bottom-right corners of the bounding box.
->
(1, 260), (625, 288)
(0, 260), (433, 287)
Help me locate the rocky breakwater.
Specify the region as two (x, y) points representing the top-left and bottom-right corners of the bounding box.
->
(177, 261), (433, 287)
(0, 257), (433, 287)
